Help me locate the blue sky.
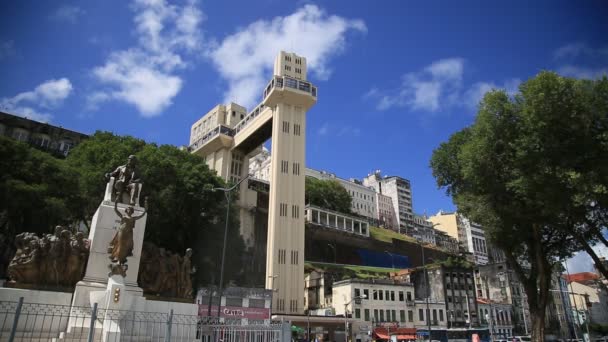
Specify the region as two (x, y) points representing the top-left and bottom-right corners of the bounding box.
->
(1, 0), (607, 260)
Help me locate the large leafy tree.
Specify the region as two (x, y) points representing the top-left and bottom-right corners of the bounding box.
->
(0, 136), (82, 236)
(430, 72), (608, 340)
(305, 177), (352, 214)
(0, 137), (83, 278)
(65, 131), (245, 287)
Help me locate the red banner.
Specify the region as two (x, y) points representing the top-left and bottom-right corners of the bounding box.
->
(198, 305), (270, 320)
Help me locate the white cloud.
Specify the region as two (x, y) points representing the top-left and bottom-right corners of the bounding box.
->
(554, 42), (608, 60)
(208, 4), (366, 109)
(464, 78), (521, 109)
(368, 58), (464, 112)
(557, 65), (608, 80)
(50, 5), (86, 23)
(565, 243), (608, 274)
(554, 43), (608, 80)
(89, 0), (203, 117)
(317, 122), (360, 137)
(317, 122), (329, 136)
(0, 78), (73, 122)
(0, 40), (16, 60)
(367, 58), (522, 113)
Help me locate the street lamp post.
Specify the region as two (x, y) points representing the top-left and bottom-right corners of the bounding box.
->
(417, 238), (431, 341)
(205, 174), (251, 319)
(344, 295), (366, 342)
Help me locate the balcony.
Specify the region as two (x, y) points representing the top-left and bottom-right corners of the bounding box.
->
(263, 75), (317, 108)
(189, 124), (234, 156)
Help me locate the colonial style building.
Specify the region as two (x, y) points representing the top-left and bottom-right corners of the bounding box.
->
(0, 111), (88, 157)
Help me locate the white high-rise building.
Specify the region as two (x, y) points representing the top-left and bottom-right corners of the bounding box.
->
(189, 51), (317, 315)
(363, 170), (414, 234)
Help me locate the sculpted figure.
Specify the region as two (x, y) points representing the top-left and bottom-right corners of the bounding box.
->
(106, 155), (142, 205)
(178, 248), (195, 298)
(68, 232), (88, 284)
(108, 199), (147, 265)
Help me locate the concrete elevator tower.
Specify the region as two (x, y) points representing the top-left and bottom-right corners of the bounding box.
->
(264, 52), (316, 314)
(189, 51), (317, 315)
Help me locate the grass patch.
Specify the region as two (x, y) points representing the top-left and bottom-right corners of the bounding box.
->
(369, 226), (417, 243)
(306, 261), (397, 280)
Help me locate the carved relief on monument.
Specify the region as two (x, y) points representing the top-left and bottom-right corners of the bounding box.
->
(138, 242), (195, 299)
(7, 226), (89, 288)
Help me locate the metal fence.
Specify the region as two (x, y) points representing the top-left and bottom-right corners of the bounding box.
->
(0, 299), (284, 342)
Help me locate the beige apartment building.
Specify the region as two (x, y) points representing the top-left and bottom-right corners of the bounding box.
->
(429, 212), (489, 265)
(189, 51), (317, 315)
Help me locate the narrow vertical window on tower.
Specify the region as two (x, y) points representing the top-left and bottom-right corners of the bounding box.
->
(283, 121), (290, 133)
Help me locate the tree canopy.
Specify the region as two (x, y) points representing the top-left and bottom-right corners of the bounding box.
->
(0, 136), (81, 237)
(1, 132), (245, 288)
(305, 177), (352, 214)
(430, 72), (608, 340)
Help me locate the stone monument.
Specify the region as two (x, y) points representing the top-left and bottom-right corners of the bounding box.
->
(71, 156), (147, 308)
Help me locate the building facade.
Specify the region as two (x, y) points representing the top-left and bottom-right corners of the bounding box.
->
(474, 262), (531, 336)
(189, 51), (318, 315)
(306, 168), (377, 220)
(476, 299), (514, 339)
(400, 265), (480, 329)
(411, 215), (436, 246)
(332, 278), (445, 342)
(429, 212), (489, 265)
(363, 171), (414, 235)
(375, 192), (398, 231)
(0, 111), (88, 157)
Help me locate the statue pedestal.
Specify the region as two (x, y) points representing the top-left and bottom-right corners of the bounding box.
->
(72, 195), (146, 308)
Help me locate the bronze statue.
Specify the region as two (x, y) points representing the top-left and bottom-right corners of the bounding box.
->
(178, 248), (195, 298)
(138, 243), (195, 299)
(108, 199), (147, 266)
(7, 228), (89, 288)
(106, 155), (142, 205)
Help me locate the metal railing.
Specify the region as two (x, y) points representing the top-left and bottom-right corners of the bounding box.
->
(0, 299), (284, 342)
(189, 125), (234, 151)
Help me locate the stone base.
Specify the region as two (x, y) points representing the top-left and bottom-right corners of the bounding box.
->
(71, 280), (143, 308)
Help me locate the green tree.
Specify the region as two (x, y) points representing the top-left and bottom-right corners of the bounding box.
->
(0, 136), (82, 237)
(430, 72), (608, 341)
(305, 177), (352, 213)
(66, 131), (245, 287)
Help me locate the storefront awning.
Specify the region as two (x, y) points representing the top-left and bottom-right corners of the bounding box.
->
(373, 327), (416, 340)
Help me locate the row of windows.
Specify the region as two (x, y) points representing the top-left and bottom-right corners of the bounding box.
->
(348, 190), (375, 202)
(473, 237), (487, 254)
(284, 65), (302, 74)
(446, 283), (474, 291)
(355, 289), (413, 302)
(290, 250), (299, 264)
(355, 308), (445, 324)
(292, 205), (300, 219)
(280, 159), (301, 175)
(278, 249), (299, 265)
(279, 203), (288, 216)
(282, 120), (302, 136)
(284, 55), (303, 64)
(289, 299), (298, 313)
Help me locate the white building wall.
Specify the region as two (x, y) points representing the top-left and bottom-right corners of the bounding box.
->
(306, 168), (377, 219)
